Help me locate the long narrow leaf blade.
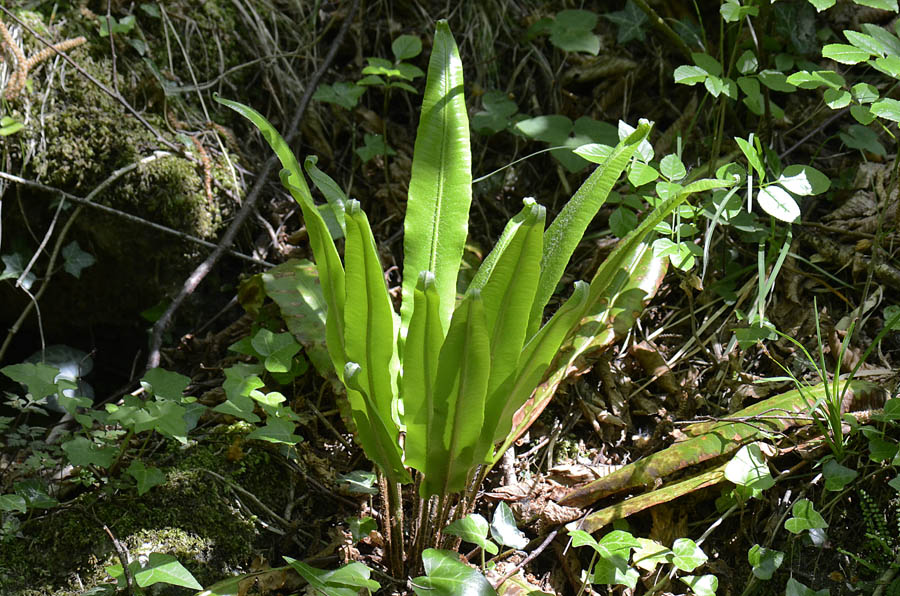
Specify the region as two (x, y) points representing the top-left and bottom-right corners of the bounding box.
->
(424, 292), (491, 497)
(529, 121), (653, 336)
(214, 95), (347, 372)
(401, 272), (443, 472)
(488, 281), (590, 461)
(343, 200), (401, 436)
(401, 20), (472, 338)
(471, 199), (545, 460)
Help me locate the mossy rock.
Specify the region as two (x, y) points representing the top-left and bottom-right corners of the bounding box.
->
(0, 431), (294, 595)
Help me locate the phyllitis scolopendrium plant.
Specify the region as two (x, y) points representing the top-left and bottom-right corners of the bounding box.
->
(215, 20), (729, 571)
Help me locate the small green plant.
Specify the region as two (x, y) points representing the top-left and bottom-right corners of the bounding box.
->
(105, 552), (203, 593)
(217, 19), (731, 576)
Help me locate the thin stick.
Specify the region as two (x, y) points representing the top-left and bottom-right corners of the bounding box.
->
(491, 528), (559, 589)
(146, 0), (360, 370)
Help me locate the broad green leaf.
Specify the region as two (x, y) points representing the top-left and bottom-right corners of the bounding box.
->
(758, 70), (795, 92)
(0, 116), (24, 136)
(692, 52), (723, 76)
(808, 0), (835, 9)
(862, 23), (900, 56)
(736, 50), (758, 74)
(515, 115), (572, 144)
(674, 65), (708, 85)
(748, 544), (784, 580)
(401, 272), (443, 472)
(337, 470), (379, 495)
(0, 494), (27, 513)
(445, 514), (499, 554)
(62, 436), (117, 468)
(251, 329), (301, 374)
(592, 554), (638, 588)
(14, 481), (58, 509)
(402, 20), (472, 339)
(822, 43), (871, 64)
(213, 365), (262, 423)
(530, 120), (652, 336)
(490, 502), (528, 549)
(62, 241), (96, 278)
(355, 133), (395, 162)
(724, 443), (775, 492)
(757, 185), (800, 222)
(393, 35), (422, 60)
(856, 0), (897, 9)
(312, 82), (365, 110)
(347, 516), (377, 541)
(781, 165), (830, 195)
(824, 88), (851, 109)
(412, 549), (497, 596)
(472, 91), (518, 134)
(784, 499), (828, 534)
(604, 1), (648, 44)
(2, 362), (61, 399)
(786, 578), (830, 596)
(107, 553), (202, 590)
(851, 83), (879, 104)
(247, 415), (303, 444)
(141, 368), (190, 401)
(680, 574), (718, 596)
(126, 460), (166, 495)
(871, 98), (900, 122)
(785, 70), (845, 90)
(423, 291), (491, 497)
(627, 161), (659, 186)
(343, 201), (408, 483)
(610, 207), (638, 238)
(632, 539), (671, 571)
(660, 154), (687, 181)
(844, 30), (887, 57)
(550, 10), (600, 54)
(873, 56), (900, 80)
(285, 557), (380, 596)
(851, 104), (876, 125)
(823, 459), (857, 491)
(671, 538), (708, 572)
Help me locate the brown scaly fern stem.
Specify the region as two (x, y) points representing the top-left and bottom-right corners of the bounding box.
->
(0, 18), (86, 100)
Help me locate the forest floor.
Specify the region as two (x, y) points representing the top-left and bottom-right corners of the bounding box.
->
(1, 1), (899, 595)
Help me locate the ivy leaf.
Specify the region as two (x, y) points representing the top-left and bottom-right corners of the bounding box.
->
(247, 415), (303, 445)
(591, 554), (639, 588)
(748, 544), (784, 580)
(107, 553), (202, 590)
(785, 578), (830, 596)
(724, 443), (775, 493)
(313, 82), (366, 110)
(1, 362), (61, 399)
(62, 241), (96, 278)
(822, 459), (858, 491)
(670, 538), (708, 572)
(1, 253), (36, 289)
(549, 10), (600, 54)
(0, 494), (28, 513)
(126, 460), (166, 495)
(604, 1), (648, 44)
(412, 549), (497, 596)
(141, 368), (190, 401)
(62, 436), (117, 468)
(445, 514), (499, 555)
(472, 91), (518, 135)
(337, 470), (379, 495)
(355, 133), (396, 162)
(490, 502), (528, 549)
(681, 574), (718, 596)
(347, 516), (377, 542)
(784, 499), (828, 534)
